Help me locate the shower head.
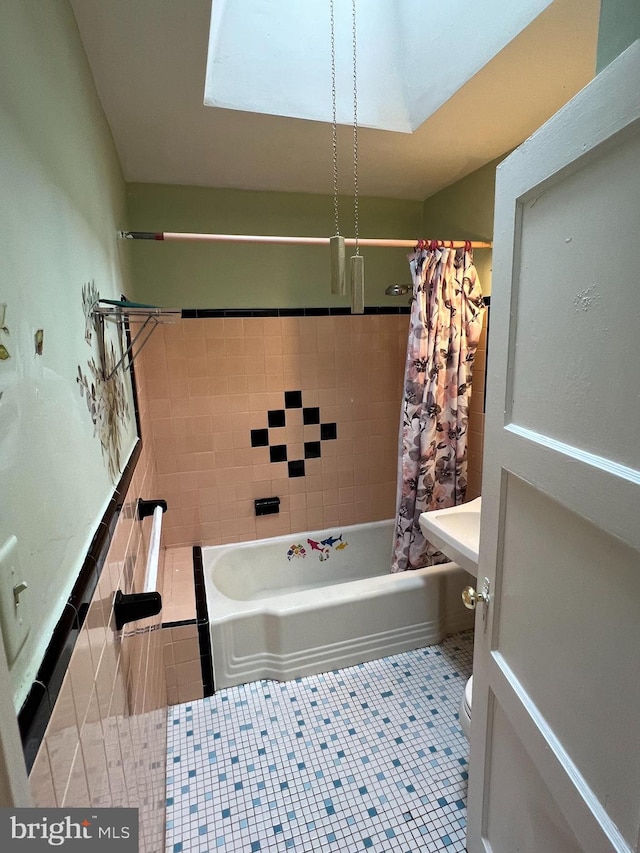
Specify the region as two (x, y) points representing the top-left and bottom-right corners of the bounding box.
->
(385, 284), (410, 296)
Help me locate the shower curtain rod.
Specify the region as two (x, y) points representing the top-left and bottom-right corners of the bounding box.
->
(119, 231), (492, 249)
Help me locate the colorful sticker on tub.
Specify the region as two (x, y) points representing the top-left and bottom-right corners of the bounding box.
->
(286, 543), (306, 561)
(306, 534), (348, 562)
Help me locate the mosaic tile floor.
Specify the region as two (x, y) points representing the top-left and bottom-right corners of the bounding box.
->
(166, 631), (473, 853)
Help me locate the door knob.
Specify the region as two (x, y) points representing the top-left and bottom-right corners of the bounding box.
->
(462, 578), (490, 610)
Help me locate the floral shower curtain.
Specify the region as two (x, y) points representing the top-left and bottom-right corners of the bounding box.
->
(391, 242), (485, 573)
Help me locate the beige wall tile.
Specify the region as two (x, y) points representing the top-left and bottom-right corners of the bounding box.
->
(177, 682), (204, 705)
(62, 743), (90, 807)
(29, 745), (57, 807)
(139, 314), (485, 551)
(176, 657), (202, 687)
(37, 437), (166, 830)
(80, 695), (110, 806)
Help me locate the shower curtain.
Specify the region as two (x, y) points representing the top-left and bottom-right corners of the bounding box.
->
(391, 242), (485, 573)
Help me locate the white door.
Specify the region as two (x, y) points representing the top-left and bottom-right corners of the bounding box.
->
(466, 41), (640, 852)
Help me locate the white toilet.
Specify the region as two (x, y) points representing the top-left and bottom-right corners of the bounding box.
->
(459, 675), (473, 739)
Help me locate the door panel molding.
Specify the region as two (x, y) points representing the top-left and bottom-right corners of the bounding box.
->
(500, 427), (640, 552)
(490, 654), (630, 853)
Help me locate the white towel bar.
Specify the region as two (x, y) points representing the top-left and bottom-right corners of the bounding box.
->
(144, 504), (163, 594)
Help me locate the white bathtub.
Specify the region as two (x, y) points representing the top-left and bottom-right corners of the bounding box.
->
(203, 519), (474, 690)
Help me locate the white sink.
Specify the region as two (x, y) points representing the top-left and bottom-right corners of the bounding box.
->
(418, 497), (481, 576)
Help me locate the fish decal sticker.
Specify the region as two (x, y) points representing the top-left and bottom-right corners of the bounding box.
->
(306, 538), (329, 560)
(306, 533), (349, 561)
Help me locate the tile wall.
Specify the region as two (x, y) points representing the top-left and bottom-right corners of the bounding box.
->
(140, 315), (410, 548)
(161, 546), (204, 707)
(28, 351), (168, 853)
(138, 310), (488, 547)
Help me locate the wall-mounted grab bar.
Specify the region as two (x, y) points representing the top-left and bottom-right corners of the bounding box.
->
(113, 495), (167, 630)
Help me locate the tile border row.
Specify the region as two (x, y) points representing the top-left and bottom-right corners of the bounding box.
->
(192, 547), (214, 697)
(180, 299), (489, 320)
(181, 306), (411, 319)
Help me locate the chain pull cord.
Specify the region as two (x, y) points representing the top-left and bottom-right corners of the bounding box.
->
(349, 0), (364, 313)
(352, 0), (359, 257)
(329, 0), (346, 297)
(330, 0), (339, 238)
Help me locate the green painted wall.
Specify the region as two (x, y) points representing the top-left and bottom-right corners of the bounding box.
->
(0, 0), (136, 709)
(421, 154), (508, 296)
(126, 184), (422, 308)
(596, 0), (640, 72)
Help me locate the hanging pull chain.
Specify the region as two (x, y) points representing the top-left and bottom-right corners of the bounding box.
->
(352, 0), (359, 257)
(330, 0), (339, 238)
(349, 0), (364, 313)
(329, 0), (345, 296)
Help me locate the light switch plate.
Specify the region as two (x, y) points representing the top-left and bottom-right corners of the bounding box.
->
(0, 536), (30, 667)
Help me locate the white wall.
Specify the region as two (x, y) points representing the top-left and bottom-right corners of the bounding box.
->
(0, 0), (136, 710)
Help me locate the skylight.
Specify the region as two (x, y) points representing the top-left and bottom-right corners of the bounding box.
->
(204, 0), (554, 134)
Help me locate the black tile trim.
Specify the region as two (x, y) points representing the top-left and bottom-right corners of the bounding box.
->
(18, 439), (143, 773)
(162, 618), (197, 629)
(121, 293), (143, 440)
(181, 306), (411, 319)
(192, 546), (214, 697)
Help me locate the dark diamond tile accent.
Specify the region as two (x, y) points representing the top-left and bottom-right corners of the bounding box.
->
(268, 409), (286, 428)
(284, 390), (302, 409)
(269, 445), (287, 463)
(303, 407), (320, 425)
(304, 441), (321, 459)
(320, 422), (338, 441)
(250, 428), (269, 447)
(288, 459), (305, 478)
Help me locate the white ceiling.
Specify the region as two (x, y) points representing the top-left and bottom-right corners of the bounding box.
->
(70, 0), (600, 201)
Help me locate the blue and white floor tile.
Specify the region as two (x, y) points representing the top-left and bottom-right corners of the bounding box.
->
(166, 631), (473, 853)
